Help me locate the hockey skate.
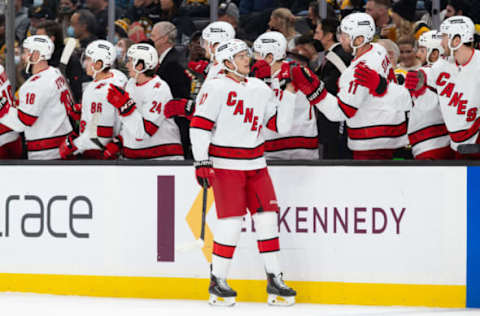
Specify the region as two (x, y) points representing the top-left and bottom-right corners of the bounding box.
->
(266, 272), (296, 306)
(208, 273), (237, 307)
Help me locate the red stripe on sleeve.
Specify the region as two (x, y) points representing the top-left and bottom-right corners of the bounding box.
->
(97, 126), (114, 138)
(190, 116), (214, 131)
(450, 117), (480, 143)
(257, 237), (280, 253)
(409, 124), (448, 146)
(18, 109), (38, 127)
(143, 119), (159, 137)
(212, 241), (236, 259)
(338, 98), (358, 119)
(266, 115), (278, 132)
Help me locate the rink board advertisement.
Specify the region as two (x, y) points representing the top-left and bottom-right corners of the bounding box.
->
(0, 165), (471, 307)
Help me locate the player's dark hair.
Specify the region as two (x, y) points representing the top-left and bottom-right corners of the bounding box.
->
(319, 18), (340, 43)
(37, 20), (64, 51)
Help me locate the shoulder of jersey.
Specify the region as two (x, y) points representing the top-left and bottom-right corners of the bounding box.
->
(247, 76), (271, 89)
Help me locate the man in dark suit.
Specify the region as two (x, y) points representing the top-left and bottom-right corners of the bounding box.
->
(314, 17), (352, 159)
(151, 21), (192, 159)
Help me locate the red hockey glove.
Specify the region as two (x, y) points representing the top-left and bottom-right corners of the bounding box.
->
(251, 60), (271, 82)
(107, 84), (137, 117)
(65, 103), (82, 121)
(103, 140), (122, 160)
(277, 61), (296, 91)
(405, 70), (427, 98)
(193, 160), (215, 188)
(164, 98), (195, 120)
(291, 65), (326, 105)
(59, 132), (78, 159)
(0, 96), (10, 119)
(188, 60), (210, 78)
(354, 63), (388, 97)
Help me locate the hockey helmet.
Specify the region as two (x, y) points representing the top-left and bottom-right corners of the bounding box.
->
(340, 13), (375, 54)
(253, 31), (287, 64)
(22, 35), (54, 61)
(84, 40), (116, 69)
(418, 30), (444, 65)
(440, 16), (474, 52)
(202, 21), (235, 46)
(215, 39), (251, 77)
(126, 43), (159, 74)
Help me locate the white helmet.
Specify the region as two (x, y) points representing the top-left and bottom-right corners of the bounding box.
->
(418, 30), (445, 65)
(215, 39), (250, 77)
(202, 21), (235, 59)
(253, 31), (287, 65)
(126, 43), (159, 77)
(84, 40), (116, 70)
(440, 16), (474, 53)
(340, 12), (375, 54)
(22, 35), (54, 72)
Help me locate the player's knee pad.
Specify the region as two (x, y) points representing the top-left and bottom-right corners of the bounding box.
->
(253, 212), (278, 239)
(214, 216), (243, 245)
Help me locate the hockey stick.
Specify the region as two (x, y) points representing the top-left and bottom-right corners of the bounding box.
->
(457, 144), (480, 154)
(59, 38), (80, 134)
(176, 183), (208, 252)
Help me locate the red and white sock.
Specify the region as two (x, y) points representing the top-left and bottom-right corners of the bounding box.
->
(253, 212), (281, 275)
(211, 216), (242, 279)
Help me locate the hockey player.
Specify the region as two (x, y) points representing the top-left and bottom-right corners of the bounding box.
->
(290, 13), (411, 160)
(191, 39), (297, 306)
(252, 31), (319, 159)
(59, 40), (127, 159)
(0, 65), (22, 159)
(108, 43), (183, 160)
(163, 21), (236, 120)
(0, 35), (72, 160)
(407, 30), (453, 159)
(406, 16), (480, 159)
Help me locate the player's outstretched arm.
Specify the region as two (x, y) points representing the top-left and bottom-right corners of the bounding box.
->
(164, 98), (195, 120)
(353, 63), (388, 97)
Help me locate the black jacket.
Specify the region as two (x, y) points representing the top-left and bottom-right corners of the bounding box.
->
(157, 47), (192, 159)
(49, 45), (84, 102)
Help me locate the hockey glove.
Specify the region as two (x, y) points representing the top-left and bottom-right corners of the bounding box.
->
(103, 139), (122, 160)
(107, 84), (137, 117)
(65, 103), (82, 121)
(405, 70), (427, 97)
(291, 65), (326, 105)
(0, 96), (9, 119)
(277, 61), (296, 91)
(188, 60), (210, 78)
(164, 98), (195, 120)
(193, 160), (215, 188)
(250, 60), (271, 83)
(59, 132), (78, 159)
(353, 63), (388, 97)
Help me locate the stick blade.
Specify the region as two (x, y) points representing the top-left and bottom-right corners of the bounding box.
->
(175, 239), (204, 252)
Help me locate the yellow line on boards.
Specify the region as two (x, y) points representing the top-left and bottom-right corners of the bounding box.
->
(0, 273), (465, 308)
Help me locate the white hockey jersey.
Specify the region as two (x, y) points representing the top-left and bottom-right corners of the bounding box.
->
(119, 76), (183, 160)
(0, 65), (20, 148)
(264, 61), (319, 160)
(315, 43), (411, 151)
(205, 61), (224, 81)
(407, 66), (450, 158)
(423, 50), (480, 151)
(190, 75), (296, 170)
(73, 70), (128, 158)
(0, 66), (72, 159)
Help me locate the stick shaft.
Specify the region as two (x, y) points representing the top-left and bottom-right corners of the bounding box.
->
(200, 184), (208, 241)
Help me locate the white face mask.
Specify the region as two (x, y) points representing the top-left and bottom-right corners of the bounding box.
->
(33, 0), (43, 7)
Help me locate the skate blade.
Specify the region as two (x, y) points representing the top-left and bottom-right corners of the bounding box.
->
(208, 294), (236, 307)
(267, 294), (295, 306)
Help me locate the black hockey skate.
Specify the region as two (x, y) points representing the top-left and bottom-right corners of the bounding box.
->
(208, 273), (237, 306)
(266, 272), (296, 306)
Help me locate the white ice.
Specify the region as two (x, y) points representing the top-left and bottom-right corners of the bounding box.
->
(0, 293), (479, 316)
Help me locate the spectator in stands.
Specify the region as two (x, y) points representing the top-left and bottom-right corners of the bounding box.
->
(15, 0), (30, 42)
(85, 0), (123, 39)
(397, 36), (421, 73)
(294, 35), (322, 71)
(36, 20), (84, 102)
(123, 0), (163, 27)
(269, 8), (300, 50)
(115, 37), (134, 75)
(218, 1), (248, 40)
(239, 0), (275, 15)
(70, 9), (98, 49)
(377, 38), (405, 84)
(151, 21), (192, 159)
(57, 0), (78, 33)
(28, 5), (54, 35)
(313, 17), (352, 159)
(444, 0), (470, 19)
(390, 0), (430, 41)
(365, 0), (394, 40)
(159, 0), (196, 41)
(181, 0), (210, 18)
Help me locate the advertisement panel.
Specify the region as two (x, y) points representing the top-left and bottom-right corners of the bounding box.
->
(0, 165), (467, 306)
